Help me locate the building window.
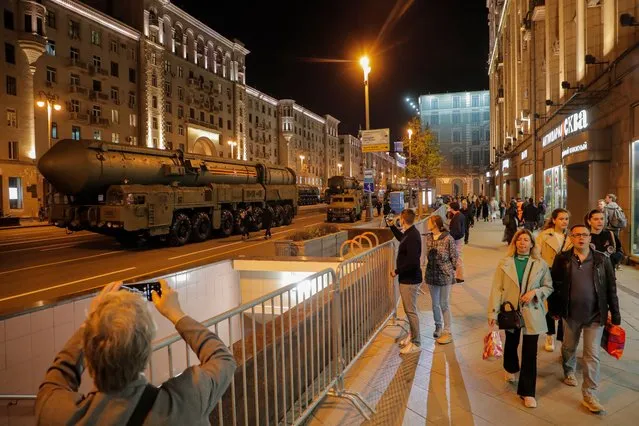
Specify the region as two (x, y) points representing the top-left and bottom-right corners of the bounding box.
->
(110, 61), (119, 77)
(452, 152), (463, 169)
(431, 98), (439, 109)
(165, 121), (172, 133)
(471, 111), (480, 123)
(129, 136), (137, 145)
(472, 95), (480, 107)
(188, 108), (194, 119)
(4, 9), (14, 30)
(472, 130), (480, 145)
(164, 60), (171, 73)
(199, 111), (205, 122)
(6, 75), (17, 95)
(46, 66), (57, 83)
(8, 141), (18, 160)
(45, 39), (55, 56)
(71, 126), (81, 140)
(485, 129), (490, 141)
(249, 128), (253, 139)
(165, 101), (172, 114)
(70, 47), (79, 61)
(91, 30), (101, 46)
(178, 125), (184, 136)
(24, 14), (32, 33)
(110, 87), (119, 102)
(92, 79), (101, 92)
(70, 99), (80, 112)
(152, 96), (158, 109)
(111, 109), (119, 124)
(93, 130), (101, 140)
(128, 93), (135, 108)
(129, 113), (137, 126)
(430, 113), (439, 125)
(218, 117), (223, 128)
(227, 120), (231, 130)
(6, 108), (17, 127)
(177, 66), (183, 78)
(452, 110), (461, 124)
(68, 20), (80, 40)
(164, 82), (171, 97)
(152, 117), (158, 130)
(5, 44), (16, 65)
(92, 105), (101, 117)
(452, 130), (461, 143)
(128, 46), (136, 61)
(92, 56), (101, 69)
(453, 96), (461, 108)
(177, 105), (183, 118)
(129, 68), (136, 83)
(8, 177), (22, 209)
(51, 122), (58, 139)
(151, 73), (157, 87)
(110, 39), (118, 53)
(112, 132), (119, 143)
(209, 114), (214, 124)
(472, 151), (480, 165)
(178, 86), (184, 101)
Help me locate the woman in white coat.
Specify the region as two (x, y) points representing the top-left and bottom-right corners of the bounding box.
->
(488, 229), (553, 409)
(535, 208), (571, 352)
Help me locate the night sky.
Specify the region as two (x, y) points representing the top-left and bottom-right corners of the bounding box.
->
(175, 0), (489, 141)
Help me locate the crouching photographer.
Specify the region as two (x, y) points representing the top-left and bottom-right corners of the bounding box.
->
(36, 279), (236, 425)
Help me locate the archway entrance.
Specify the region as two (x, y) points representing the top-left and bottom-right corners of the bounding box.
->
(192, 137), (217, 157)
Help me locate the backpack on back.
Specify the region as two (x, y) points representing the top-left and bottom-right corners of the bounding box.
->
(608, 207), (627, 229)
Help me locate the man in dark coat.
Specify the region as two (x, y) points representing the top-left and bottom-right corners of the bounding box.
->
(448, 202), (466, 283)
(262, 206), (273, 239)
(523, 197), (538, 231)
(549, 224), (621, 414)
(389, 209), (423, 355)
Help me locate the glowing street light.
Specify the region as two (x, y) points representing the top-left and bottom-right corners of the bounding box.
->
(228, 140), (237, 158)
(359, 55), (374, 221)
(337, 162), (342, 174)
(299, 154), (305, 170)
(35, 91), (62, 152)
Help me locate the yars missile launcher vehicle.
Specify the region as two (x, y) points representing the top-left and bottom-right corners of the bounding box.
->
(38, 139), (298, 246)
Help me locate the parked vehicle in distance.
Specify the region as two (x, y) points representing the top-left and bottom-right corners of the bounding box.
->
(326, 195), (362, 223)
(297, 185), (321, 205)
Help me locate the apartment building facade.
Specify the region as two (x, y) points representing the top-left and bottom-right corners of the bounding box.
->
(0, 0), (347, 217)
(487, 0), (639, 258)
(419, 90), (491, 197)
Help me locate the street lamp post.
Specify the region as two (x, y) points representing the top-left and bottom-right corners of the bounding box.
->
(360, 56), (374, 220)
(407, 128), (413, 207)
(337, 162), (342, 175)
(228, 140), (237, 159)
(35, 91), (62, 153)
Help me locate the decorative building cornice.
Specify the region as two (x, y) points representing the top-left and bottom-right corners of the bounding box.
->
(245, 86), (278, 106)
(165, 1), (250, 55)
(293, 104), (326, 124)
(48, 0), (140, 40)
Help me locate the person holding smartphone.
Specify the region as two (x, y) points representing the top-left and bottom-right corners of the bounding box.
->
(36, 279), (236, 425)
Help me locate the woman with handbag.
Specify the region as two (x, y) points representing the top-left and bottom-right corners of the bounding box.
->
(423, 215), (458, 344)
(536, 208), (571, 352)
(487, 229), (553, 409)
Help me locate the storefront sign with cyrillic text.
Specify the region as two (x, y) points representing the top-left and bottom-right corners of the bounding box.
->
(542, 110), (588, 147)
(562, 141), (588, 158)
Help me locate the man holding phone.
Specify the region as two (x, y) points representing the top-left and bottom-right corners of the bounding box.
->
(36, 279), (237, 425)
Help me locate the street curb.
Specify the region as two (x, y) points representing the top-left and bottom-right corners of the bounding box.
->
(0, 223), (52, 231)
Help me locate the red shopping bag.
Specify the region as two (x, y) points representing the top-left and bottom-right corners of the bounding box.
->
(482, 330), (504, 360)
(601, 318), (625, 360)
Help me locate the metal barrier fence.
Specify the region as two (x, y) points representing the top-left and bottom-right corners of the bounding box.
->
(0, 241), (400, 425)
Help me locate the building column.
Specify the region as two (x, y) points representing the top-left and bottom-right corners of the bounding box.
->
(204, 46), (208, 69)
(143, 10), (149, 37)
(576, 0), (586, 82)
(171, 28), (175, 53)
(602, 0), (615, 58)
(158, 18), (164, 45)
(182, 34), (187, 59)
(558, 0), (566, 100)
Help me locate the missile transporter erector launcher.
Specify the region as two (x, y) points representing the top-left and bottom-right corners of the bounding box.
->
(38, 139), (298, 246)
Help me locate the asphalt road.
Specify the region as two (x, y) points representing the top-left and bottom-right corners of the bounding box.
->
(0, 206), (356, 316)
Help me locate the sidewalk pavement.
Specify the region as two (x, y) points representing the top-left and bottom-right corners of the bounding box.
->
(306, 221), (639, 425)
(0, 218), (50, 230)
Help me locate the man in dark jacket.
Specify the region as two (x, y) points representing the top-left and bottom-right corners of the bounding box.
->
(389, 209), (422, 355)
(448, 202), (465, 283)
(522, 197), (538, 231)
(550, 224), (621, 414)
(262, 206), (273, 239)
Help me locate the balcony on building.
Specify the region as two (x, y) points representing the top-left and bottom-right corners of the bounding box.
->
(67, 57), (87, 71)
(89, 90), (109, 103)
(148, 12), (159, 29)
(531, 0), (545, 21)
(69, 84), (88, 95)
(185, 117), (219, 131)
(88, 64), (109, 79)
(90, 116), (110, 127)
(68, 112), (89, 123)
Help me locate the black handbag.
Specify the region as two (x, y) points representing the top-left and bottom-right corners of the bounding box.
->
(497, 261), (533, 330)
(497, 301), (524, 330)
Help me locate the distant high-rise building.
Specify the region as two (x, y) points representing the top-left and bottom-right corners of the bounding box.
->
(418, 91), (490, 196)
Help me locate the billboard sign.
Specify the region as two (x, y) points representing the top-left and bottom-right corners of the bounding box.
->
(361, 128), (390, 153)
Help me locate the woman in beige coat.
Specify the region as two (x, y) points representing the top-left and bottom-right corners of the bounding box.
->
(488, 229), (553, 409)
(535, 208), (571, 352)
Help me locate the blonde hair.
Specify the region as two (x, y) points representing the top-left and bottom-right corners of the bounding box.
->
(505, 229), (540, 259)
(83, 291), (155, 392)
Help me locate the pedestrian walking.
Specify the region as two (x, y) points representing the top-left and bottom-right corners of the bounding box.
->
(499, 200), (506, 219)
(586, 209), (624, 269)
(423, 215), (458, 345)
(516, 198), (524, 225)
(383, 200), (391, 216)
(488, 229), (553, 409)
(481, 198), (489, 222)
(490, 197), (499, 221)
(389, 209), (423, 355)
(603, 193), (627, 239)
(523, 198), (538, 232)
(475, 198), (482, 221)
(596, 199), (606, 214)
(448, 201), (466, 283)
(549, 224), (621, 414)
(536, 208), (571, 352)
(240, 208), (252, 240)
(502, 201), (519, 244)
(460, 199), (474, 244)
(262, 206), (273, 239)
(376, 200), (382, 217)
(536, 197), (546, 229)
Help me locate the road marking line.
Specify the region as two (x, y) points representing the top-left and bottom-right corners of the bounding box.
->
(166, 214), (326, 260)
(0, 233), (97, 247)
(0, 251), (120, 275)
(0, 267), (137, 303)
(40, 243), (82, 252)
(0, 242), (83, 254)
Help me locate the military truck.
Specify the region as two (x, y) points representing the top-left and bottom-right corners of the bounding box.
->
(38, 139), (298, 246)
(324, 175), (360, 203)
(326, 194), (363, 222)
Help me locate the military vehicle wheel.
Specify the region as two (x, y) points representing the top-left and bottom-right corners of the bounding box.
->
(234, 209), (248, 235)
(191, 212), (212, 242)
(218, 210), (234, 237)
(251, 207), (263, 231)
(283, 204), (294, 225)
(169, 213), (192, 246)
(274, 205), (285, 227)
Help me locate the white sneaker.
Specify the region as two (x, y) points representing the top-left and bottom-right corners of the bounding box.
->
(399, 342), (421, 355)
(544, 335), (555, 352)
(522, 396), (537, 408)
(504, 371), (516, 383)
(399, 332), (412, 347)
